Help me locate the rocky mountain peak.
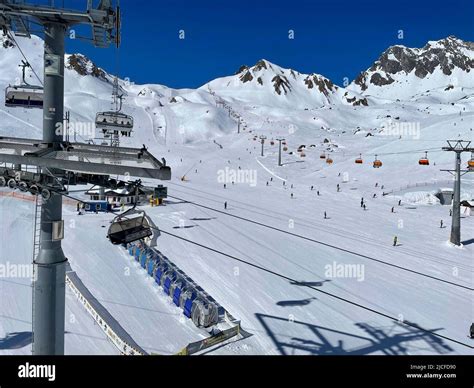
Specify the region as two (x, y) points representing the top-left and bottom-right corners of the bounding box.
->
(353, 36), (474, 92)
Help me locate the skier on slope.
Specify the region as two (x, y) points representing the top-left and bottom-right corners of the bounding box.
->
(224, 201), (227, 210)
(440, 220), (444, 228)
(393, 236), (398, 246)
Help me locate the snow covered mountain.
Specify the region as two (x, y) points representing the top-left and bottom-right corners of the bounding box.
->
(203, 59), (369, 108)
(349, 36), (474, 101)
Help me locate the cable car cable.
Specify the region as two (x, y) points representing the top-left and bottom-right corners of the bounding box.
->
(167, 194), (473, 291)
(7, 31), (43, 87)
(166, 183), (472, 272)
(157, 229), (474, 350)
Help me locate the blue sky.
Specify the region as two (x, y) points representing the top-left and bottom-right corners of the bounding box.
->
(62, 0), (473, 88)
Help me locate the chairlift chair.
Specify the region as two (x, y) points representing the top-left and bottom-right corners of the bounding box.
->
(5, 61), (43, 109)
(107, 206), (152, 245)
(95, 111), (134, 135)
(355, 154), (363, 164)
(5, 84), (44, 109)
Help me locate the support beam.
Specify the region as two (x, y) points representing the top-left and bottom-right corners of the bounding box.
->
(450, 152), (461, 245)
(276, 138), (285, 167)
(260, 135), (266, 157)
(442, 140), (473, 246)
(33, 22), (67, 355)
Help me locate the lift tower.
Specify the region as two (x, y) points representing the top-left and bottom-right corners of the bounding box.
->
(276, 138), (285, 167)
(441, 140), (473, 246)
(0, 0), (148, 355)
(259, 135), (267, 157)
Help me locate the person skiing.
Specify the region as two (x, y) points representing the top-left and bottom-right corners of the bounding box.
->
(363, 204), (367, 211)
(391, 207), (394, 213)
(337, 184), (340, 192)
(375, 182), (378, 188)
(311, 185), (314, 191)
(393, 236), (398, 246)
(361, 197), (364, 208)
(449, 209), (452, 216)
(398, 199), (402, 206)
(77, 202), (80, 212)
(317, 191), (320, 196)
(324, 211), (327, 219)
(291, 193), (294, 199)
(224, 183), (227, 189)
(373, 193), (377, 199)
(224, 201), (227, 210)
(440, 219), (444, 228)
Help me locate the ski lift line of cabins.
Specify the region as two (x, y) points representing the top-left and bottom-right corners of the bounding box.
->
(5, 60), (44, 109)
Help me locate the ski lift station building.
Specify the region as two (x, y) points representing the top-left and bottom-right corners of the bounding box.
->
(86, 187), (147, 207)
(436, 188), (454, 205)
